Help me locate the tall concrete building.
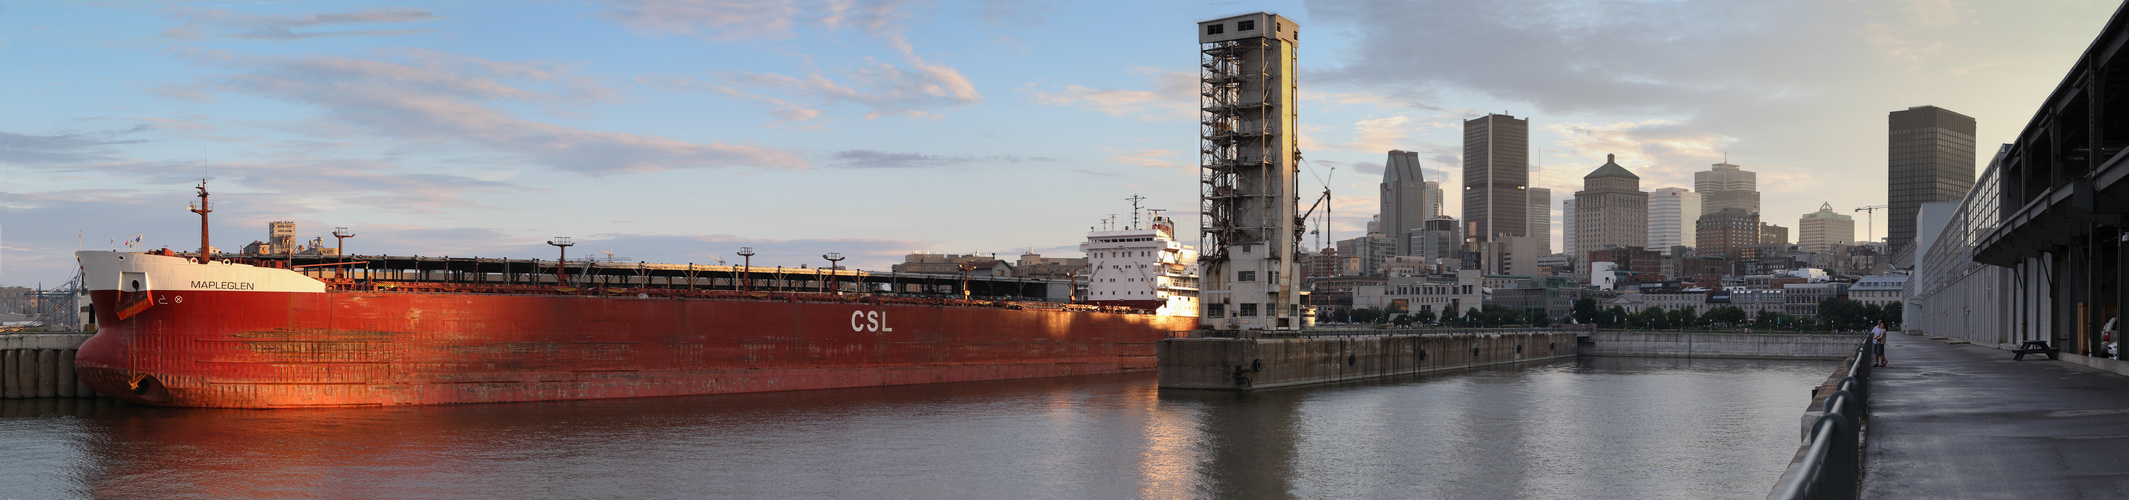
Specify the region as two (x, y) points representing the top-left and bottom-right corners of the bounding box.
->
(1527, 187), (1551, 254)
(1647, 187), (1700, 256)
(1798, 202), (1856, 253)
(1887, 105), (1977, 253)
(1696, 207), (1761, 261)
(1197, 13), (1302, 330)
(1695, 161), (1760, 215)
(1562, 198), (1578, 259)
(1413, 217), (1462, 264)
(1379, 150), (1432, 255)
(1463, 114), (1530, 242)
(1573, 154), (1649, 265)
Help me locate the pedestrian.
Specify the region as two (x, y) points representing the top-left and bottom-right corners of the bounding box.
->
(1871, 320), (1889, 367)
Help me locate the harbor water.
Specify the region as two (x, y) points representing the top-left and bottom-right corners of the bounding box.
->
(0, 356), (1830, 499)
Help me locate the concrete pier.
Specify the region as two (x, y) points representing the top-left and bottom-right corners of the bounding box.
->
(0, 333), (103, 399)
(1157, 329), (1580, 390)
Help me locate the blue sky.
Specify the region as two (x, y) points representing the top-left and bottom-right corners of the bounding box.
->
(2, 0), (2119, 286)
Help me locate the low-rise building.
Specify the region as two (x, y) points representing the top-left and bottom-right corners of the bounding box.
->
(1353, 269), (1483, 318)
(1849, 275), (1907, 308)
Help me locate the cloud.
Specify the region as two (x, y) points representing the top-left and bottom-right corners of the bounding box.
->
(1340, 115), (1412, 153)
(1541, 119), (1732, 190)
(161, 7), (440, 41)
(828, 149), (1058, 169)
(605, 0), (981, 121)
(177, 48), (806, 174)
(1104, 148), (1189, 171)
(0, 127), (150, 166)
(1025, 68), (1198, 122)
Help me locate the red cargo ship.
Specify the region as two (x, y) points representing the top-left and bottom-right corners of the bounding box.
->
(72, 185), (1194, 408)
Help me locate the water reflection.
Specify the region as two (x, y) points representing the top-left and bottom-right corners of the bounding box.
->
(0, 357), (1830, 500)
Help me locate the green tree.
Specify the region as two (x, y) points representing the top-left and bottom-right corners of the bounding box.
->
(1412, 308), (1437, 325)
(1880, 302), (1904, 329)
(1606, 306), (1631, 328)
(1671, 308), (1699, 329)
(1465, 308), (1484, 326)
(1753, 310), (1778, 328)
(1351, 307), (1383, 324)
(1531, 310), (1551, 327)
(1710, 306), (1748, 327)
(1440, 306), (1461, 325)
(1572, 298), (1600, 324)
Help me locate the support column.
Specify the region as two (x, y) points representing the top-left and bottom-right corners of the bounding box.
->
(36, 350), (58, 398)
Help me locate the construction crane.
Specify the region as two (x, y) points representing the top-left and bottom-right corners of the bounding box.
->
(1855, 205), (1889, 245)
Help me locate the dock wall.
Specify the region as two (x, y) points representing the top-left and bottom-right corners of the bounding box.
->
(1584, 331), (1855, 360)
(1157, 330), (1581, 390)
(1, 334), (103, 399)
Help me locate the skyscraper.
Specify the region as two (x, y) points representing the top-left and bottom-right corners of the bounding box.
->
(1696, 207), (1760, 261)
(1888, 105), (1977, 253)
(1695, 161), (1760, 215)
(1379, 150), (1431, 255)
(1197, 13), (1302, 330)
(1527, 187), (1551, 254)
(1574, 154), (1649, 265)
(1425, 181), (1444, 222)
(1463, 114), (1529, 242)
(1799, 202), (1856, 253)
(1562, 198), (1577, 259)
(1648, 187), (1701, 256)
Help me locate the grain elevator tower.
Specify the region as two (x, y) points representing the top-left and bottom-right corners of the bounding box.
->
(1197, 13), (1301, 331)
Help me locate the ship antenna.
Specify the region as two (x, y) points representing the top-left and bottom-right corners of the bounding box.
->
(1126, 194), (1147, 230)
(188, 179), (213, 264)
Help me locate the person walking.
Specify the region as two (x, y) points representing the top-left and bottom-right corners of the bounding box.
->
(1871, 320), (1890, 367)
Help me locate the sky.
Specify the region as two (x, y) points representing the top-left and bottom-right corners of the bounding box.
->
(1, 0), (2121, 287)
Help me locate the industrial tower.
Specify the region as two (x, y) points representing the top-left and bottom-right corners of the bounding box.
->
(1197, 13), (1302, 331)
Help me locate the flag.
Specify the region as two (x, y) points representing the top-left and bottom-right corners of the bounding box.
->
(125, 234), (142, 247)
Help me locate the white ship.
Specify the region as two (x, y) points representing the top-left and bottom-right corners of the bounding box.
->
(1080, 213), (1200, 317)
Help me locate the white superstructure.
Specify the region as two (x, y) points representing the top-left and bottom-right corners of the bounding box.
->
(1081, 215), (1200, 317)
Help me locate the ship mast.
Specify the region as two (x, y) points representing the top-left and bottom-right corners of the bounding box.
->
(188, 180), (212, 264)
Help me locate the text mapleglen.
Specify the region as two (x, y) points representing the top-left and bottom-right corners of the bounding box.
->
(189, 281), (257, 290)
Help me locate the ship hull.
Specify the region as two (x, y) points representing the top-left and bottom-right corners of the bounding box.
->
(74, 253), (1192, 408)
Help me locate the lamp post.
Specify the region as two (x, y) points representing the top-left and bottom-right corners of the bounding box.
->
(737, 247), (755, 293)
(823, 252), (845, 294)
(548, 237), (574, 286)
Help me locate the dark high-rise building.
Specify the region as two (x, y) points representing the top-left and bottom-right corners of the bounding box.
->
(1379, 150), (1431, 256)
(1887, 105), (1977, 253)
(1463, 114), (1529, 242)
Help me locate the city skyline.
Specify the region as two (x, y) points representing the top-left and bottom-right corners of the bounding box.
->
(2, 1), (2119, 287)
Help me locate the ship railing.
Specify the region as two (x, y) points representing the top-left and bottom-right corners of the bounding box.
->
(321, 281), (1170, 315)
(1770, 334), (1872, 500)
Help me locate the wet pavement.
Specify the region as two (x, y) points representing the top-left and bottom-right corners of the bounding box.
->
(1863, 332), (2129, 498)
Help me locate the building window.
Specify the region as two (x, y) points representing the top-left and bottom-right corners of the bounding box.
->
(1208, 303), (1225, 317)
(1237, 271), (1256, 281)
(1206, 24), (1224, 35)
(1238, 20), (1256, 31)
(1240, 303), (1259, 316)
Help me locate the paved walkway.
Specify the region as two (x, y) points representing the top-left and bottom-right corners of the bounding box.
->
(1862, 332), (2129, 498)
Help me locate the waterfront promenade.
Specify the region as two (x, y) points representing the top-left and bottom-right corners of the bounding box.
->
(1862, 332), (2129, 498)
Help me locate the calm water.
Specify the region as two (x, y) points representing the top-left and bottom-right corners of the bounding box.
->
(0, 357), (1830, 499)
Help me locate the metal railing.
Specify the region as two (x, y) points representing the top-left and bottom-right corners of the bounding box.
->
(1772, 334), (1873, 500)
